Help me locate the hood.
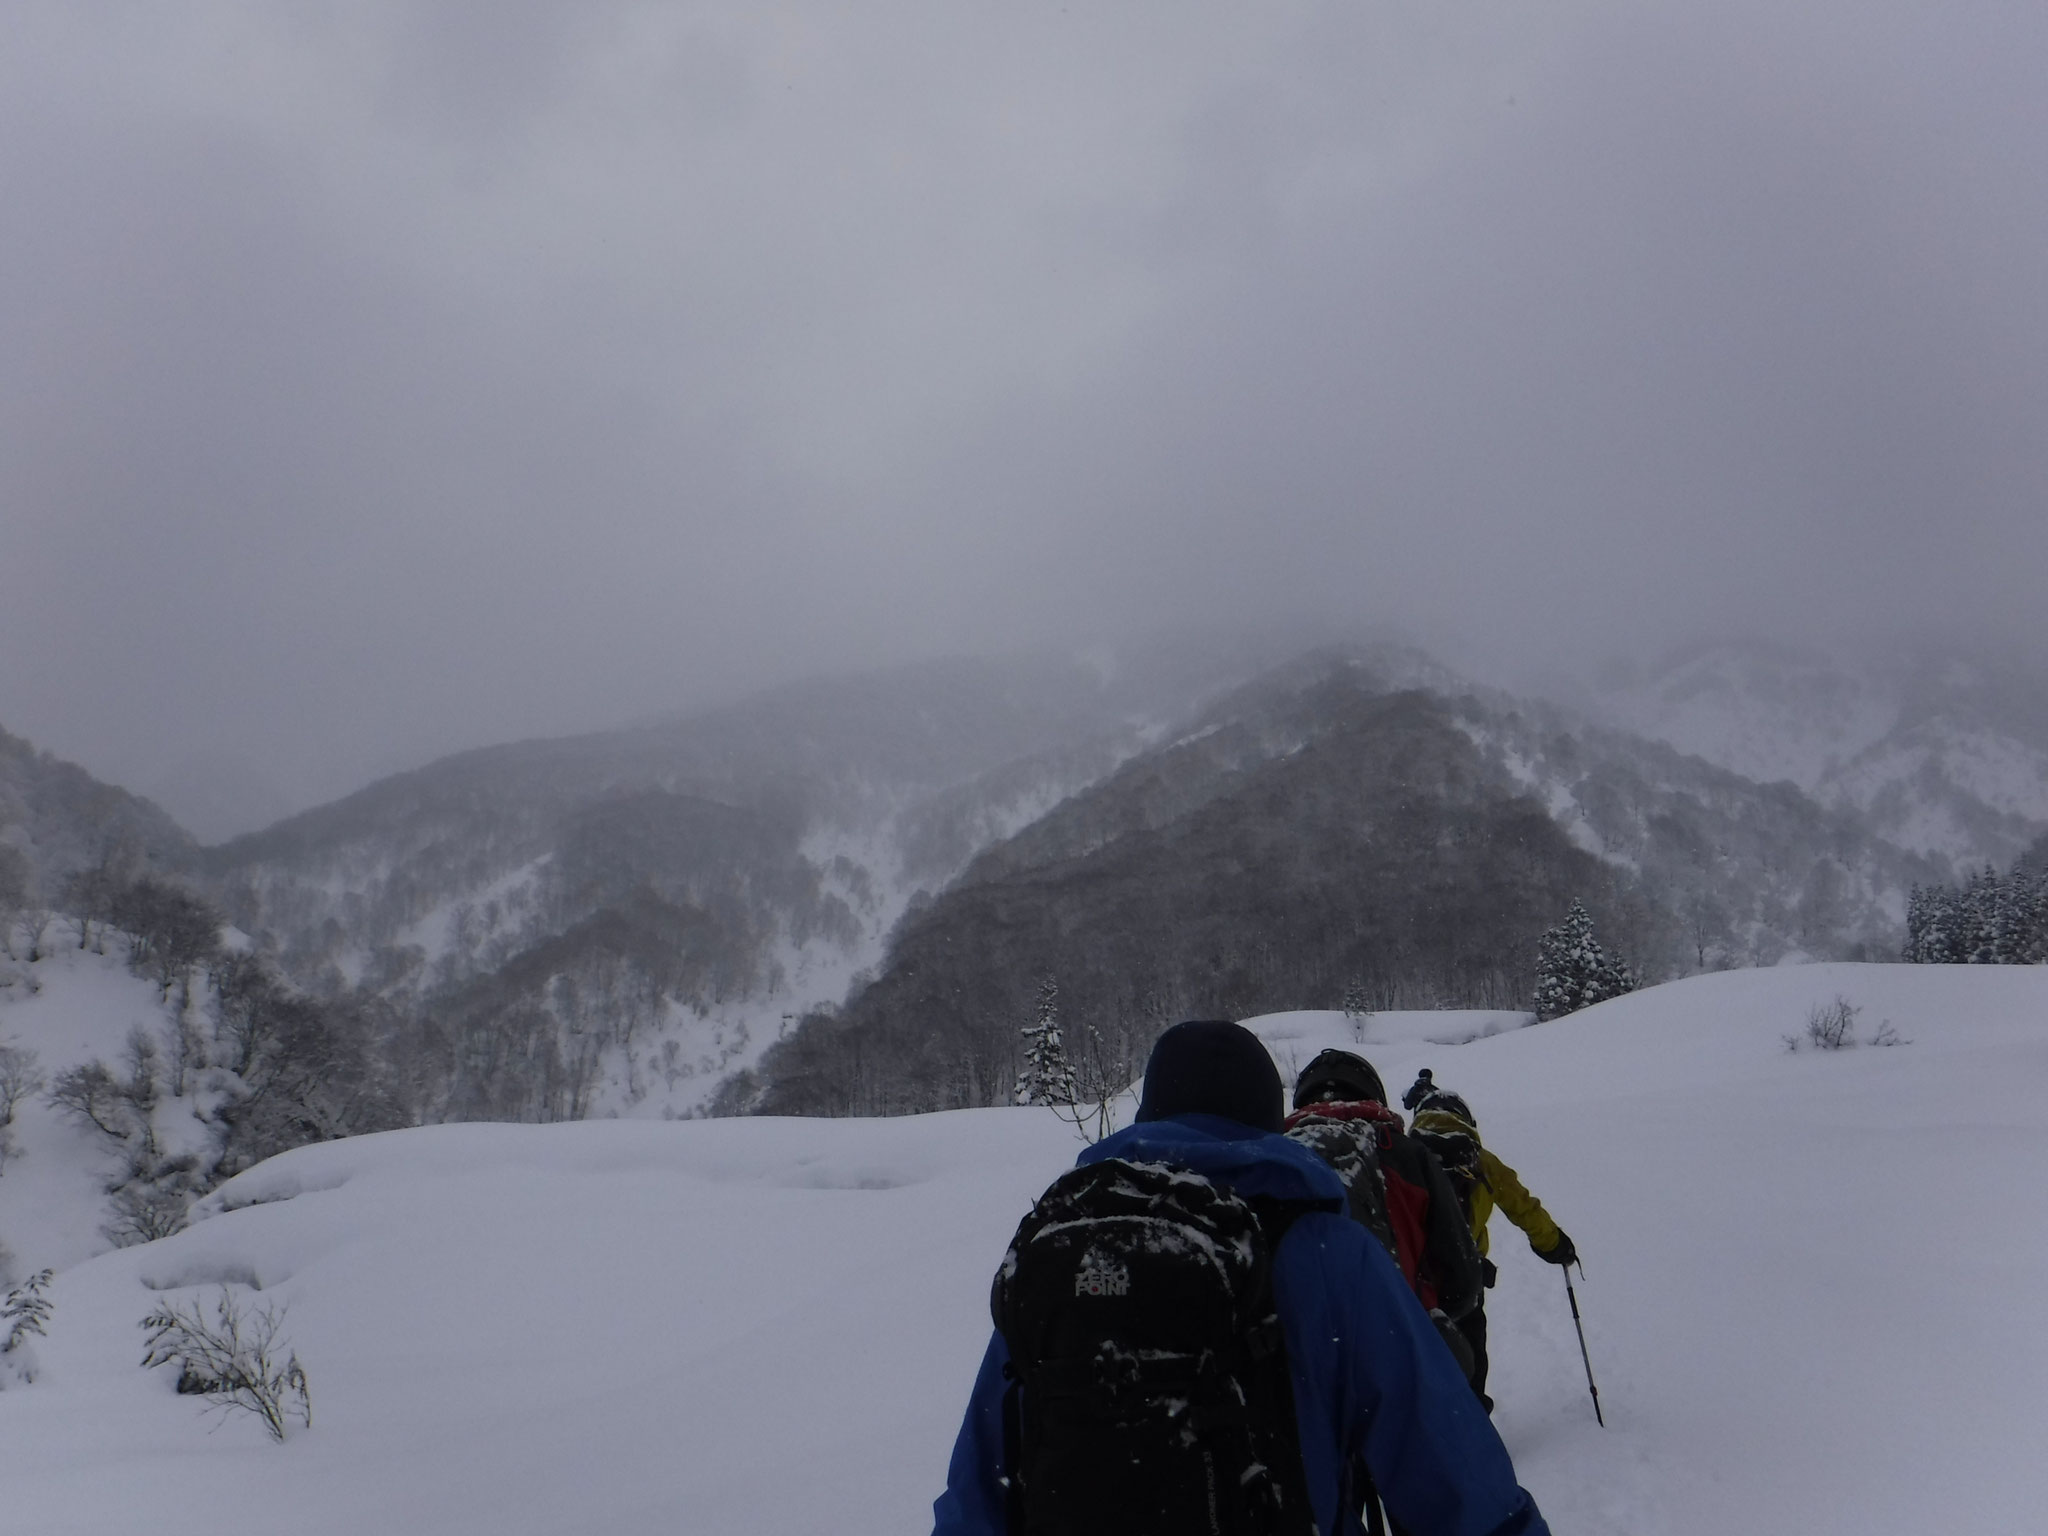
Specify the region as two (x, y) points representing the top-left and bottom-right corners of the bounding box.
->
(1411, 1105), (1482, 1145)
(1080, 1113), (1348, 1206)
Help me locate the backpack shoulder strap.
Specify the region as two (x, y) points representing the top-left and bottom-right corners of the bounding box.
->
(1249, 1192), (1341, 1251)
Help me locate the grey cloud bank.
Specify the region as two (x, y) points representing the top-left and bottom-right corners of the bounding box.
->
(2, 0), (2043, 834)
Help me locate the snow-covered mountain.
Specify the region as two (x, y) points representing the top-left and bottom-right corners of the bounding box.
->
(5, 961), (2044, 1534)
(750, 652), (1948, 1115)
(1591, 639), (2048, 872)
(0, 724), (196, 893)
(193, 649), (1261, 1120)
(10, 633), (2045, 1138)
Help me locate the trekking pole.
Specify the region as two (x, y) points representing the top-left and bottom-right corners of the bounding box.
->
(1563, 1264), (1604, 1427)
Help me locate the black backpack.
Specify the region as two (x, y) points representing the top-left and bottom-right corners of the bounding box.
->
(990, 1158), (1326, 1536)
(1283, 1114), (1398, 1257)
(1409, 1112), (1485, 1230)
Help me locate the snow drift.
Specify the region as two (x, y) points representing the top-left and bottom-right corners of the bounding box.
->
(3, 962), (2046, 1534)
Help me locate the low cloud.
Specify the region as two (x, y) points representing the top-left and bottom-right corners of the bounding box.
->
(2, 0), (2043, 822)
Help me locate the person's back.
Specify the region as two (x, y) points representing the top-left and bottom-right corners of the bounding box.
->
(932, 1021), (1549, 1536)
(1284, 1049), (1485, 1328)
(1401, 1071), (1577, 1413)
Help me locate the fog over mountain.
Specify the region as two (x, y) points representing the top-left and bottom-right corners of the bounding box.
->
(12, 632), (2044, 1130)
(4, 0), (2047, 834)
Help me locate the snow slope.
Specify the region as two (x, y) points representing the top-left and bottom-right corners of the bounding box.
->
(5, 964), (2047, 1534)
(0, 946), (177, 1275)
(1593, 642), (2048, 871)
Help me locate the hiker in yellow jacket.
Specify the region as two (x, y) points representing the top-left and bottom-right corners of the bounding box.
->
(1403, 1071), (1575, 1411)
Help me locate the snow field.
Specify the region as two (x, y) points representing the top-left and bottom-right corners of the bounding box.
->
(2, 962), (2045, 1534)
(0, 946), (177, 1274)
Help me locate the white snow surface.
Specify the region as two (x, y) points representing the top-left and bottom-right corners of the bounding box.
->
(0, 946), (177, 1274)
(5, 962), (2048, 1534)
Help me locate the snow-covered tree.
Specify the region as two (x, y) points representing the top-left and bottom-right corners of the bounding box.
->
(1906, 864), (2047, 966)
(1015, 975), (1076, 1107)
(1534, 900), (1638, 1021)
(1, 1267), (53, 1387)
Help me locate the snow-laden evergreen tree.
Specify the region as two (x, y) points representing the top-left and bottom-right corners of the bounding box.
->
(1534, 900), (1638, 1021)
(1905, 863), (2047, 965)
(1341, 979), (1369, 1023)
(1903, 883), (1947, 963)
(1014, 975), (1077, 1107)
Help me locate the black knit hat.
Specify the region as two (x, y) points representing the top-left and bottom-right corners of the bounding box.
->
(1291, 1049), (1387, 1110)
(1134, 1019), (1285, 1133)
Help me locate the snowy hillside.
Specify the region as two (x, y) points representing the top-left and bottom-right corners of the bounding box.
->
(1594, 641), (2048, 871)
(0, 946), (183, 1272)
(5, 963), (2045, 1534)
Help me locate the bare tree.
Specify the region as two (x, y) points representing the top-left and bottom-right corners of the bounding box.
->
(111, 878), (221, 1002)
(15, 904), (58, 965)
(0, 846), (27, 961)
(61, 865), (119, 953)
(46, 1026), (161, 1148)
(1053, 1011), (1137, 1145)
(0, 1043), (45, 1176)
(45, 1060), (128, 1140)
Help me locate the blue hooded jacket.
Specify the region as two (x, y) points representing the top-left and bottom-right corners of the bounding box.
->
(932, 1115), (1549, 1536)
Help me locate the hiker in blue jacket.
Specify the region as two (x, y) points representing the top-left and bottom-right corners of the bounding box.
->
(932, 1019), (1549, 1536)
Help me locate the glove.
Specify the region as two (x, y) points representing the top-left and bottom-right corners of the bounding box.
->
(1538, 1232), (1577, 1267)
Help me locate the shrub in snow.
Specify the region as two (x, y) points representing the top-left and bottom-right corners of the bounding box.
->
(140, 1288), (311, 1442)
(1782, 995), (1904, 1053)
(2, 1267), (53, 1388)
(1533, 900), (1639, 1021)
(102, 1177), (200, 1247)
(1054, 1015), (1134, 1145)
(1805, 995), (1859, 1051)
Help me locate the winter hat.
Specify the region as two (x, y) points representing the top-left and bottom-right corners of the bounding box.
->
(1134, 1020), (1285, 1134)
(1291, 1049), (1387, 1110)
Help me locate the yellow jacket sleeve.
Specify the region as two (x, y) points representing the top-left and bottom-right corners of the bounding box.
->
(1474, 1147), (1562, 1259)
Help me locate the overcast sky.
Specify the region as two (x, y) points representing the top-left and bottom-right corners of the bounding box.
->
(4, 0), (2045, 833)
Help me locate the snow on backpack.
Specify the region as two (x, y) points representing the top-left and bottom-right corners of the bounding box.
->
(990, 1158), (1325, 1536)
(1283, 1100), (1481, 1319)
(1282, 1111), (1399, 1259)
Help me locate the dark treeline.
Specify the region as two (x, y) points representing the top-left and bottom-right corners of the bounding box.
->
(1905, 840), (2048, 965)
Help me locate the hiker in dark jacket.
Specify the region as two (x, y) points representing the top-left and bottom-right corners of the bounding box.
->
(1404, 1072), (1577, 1413)
(932, 1021), (1550, 1536)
